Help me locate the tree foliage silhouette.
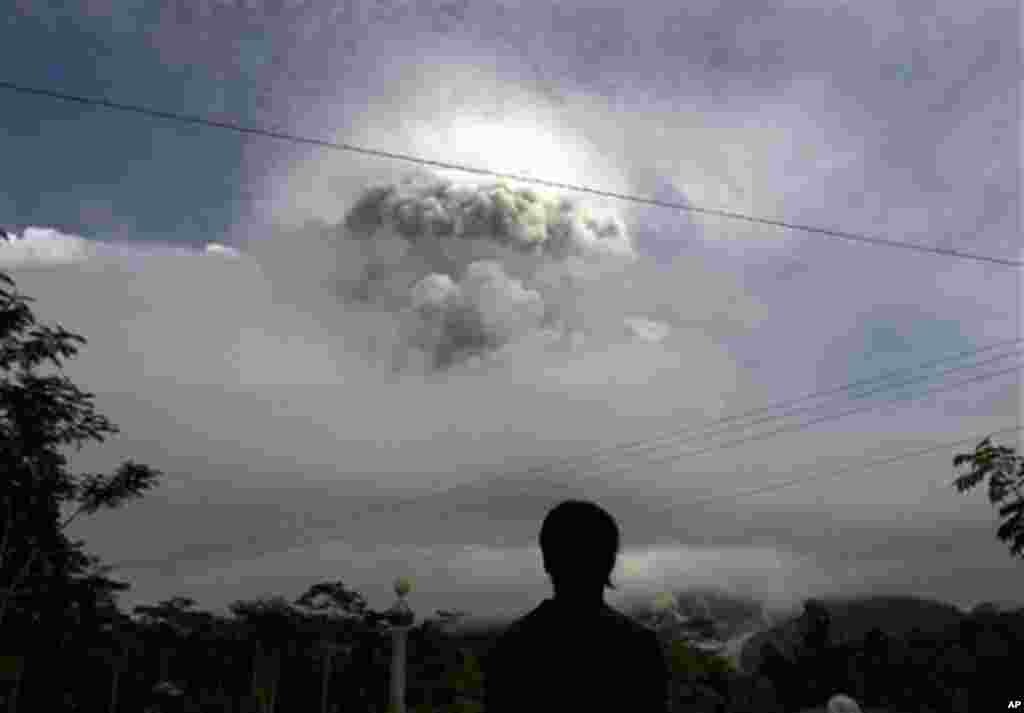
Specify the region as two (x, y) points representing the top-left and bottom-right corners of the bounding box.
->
(952, 435), (1024, 560)
(293, 579), (369, 621)
(0, 269), (162, 634)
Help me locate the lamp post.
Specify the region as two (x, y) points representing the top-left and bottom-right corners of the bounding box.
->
(386, 578), (415, 713)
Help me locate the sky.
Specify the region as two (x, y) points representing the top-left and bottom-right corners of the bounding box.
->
(0, 0), (1021, 627)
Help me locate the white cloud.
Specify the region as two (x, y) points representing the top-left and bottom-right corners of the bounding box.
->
(624, 316), (671, 343)
(0, 227), (248, 270)
(205, 242), (243, 258)
(0, 227), (98, 267)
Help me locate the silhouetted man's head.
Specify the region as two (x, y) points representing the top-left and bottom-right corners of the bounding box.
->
(539, 500), (620, 599)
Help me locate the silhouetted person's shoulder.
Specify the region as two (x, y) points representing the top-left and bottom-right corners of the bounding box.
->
(484, 599), (670, 713)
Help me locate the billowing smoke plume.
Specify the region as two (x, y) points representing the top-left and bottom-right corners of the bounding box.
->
(305, 171), (669, 370)
(406, 263), (546, 369)
(343, 172), (633, 261)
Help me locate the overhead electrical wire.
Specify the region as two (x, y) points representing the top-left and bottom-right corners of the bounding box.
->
(0, 79), (1021, 269)
(580, 361), (1021, 482)
(441, 353), (1021, 504)
(507, 338), (1023, 479)
(488, 357), (1022, 489)
(313, 423), (1024, 566)
(668, 423), (1023, 510)
(543, 346), (1022, 476)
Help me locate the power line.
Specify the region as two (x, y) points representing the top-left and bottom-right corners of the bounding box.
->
(562, 347), (1022, 473)
(536, 340), (1015, 473)
(523, 361), (1022, 483)
(596, 361), (1021, 480)
(673, 423), (1023, 510)
(516, 338), (1023, 478)
(1, 79), (1021, 269)
(324, 424), (1024, 559)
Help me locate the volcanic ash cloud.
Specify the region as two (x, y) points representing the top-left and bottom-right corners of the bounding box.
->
(343, 173), (634, 262)
(326, 172), (668, 370)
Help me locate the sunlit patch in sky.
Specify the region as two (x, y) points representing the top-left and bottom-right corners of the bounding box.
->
(445, 118), (574, 183)
(243, 58), (647, 236)
(412, 113), (610, 191)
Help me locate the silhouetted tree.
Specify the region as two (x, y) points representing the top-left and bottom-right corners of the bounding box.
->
(133, 596), (211, 683)
(0, 269), (161, 709)
(406, 612), (472, 710)
(799, 598), (831, 653)
(791, 598), (833, 705)
(229, 596), (308, 713)
(754, 640), (798, 709)
(953, 435), (1023, 559)
(291, 580), (385, 713)
(0, 270), (162, 634)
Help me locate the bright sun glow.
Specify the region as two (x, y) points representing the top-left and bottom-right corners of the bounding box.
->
(452, 120), (567, 180)
(253, 70), (637, 231)
(418, 116), (599, 193)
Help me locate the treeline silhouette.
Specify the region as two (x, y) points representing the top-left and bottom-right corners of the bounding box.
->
(736, 596), (1022, 713)
(2, 261), (1022, 713)
(3, 582), (1023, 712)
(4, 584), (487, 712)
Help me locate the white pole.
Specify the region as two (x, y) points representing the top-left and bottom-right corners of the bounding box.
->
(390, 626), (409, 713)
(319, 643), (333, 713)
(387, 578), (415, 713)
